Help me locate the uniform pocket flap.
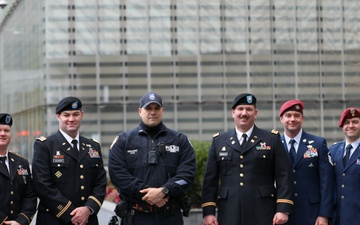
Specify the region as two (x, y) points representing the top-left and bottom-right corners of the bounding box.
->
(259, 185), (276, 198)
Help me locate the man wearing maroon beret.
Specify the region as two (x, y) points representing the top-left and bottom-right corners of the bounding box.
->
(329, 107), (360, 225)
(279, 100), (334, 225)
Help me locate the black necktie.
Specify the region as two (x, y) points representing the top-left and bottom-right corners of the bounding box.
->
(0, 156), (9, 176)
(241, 134), (247, 149)
(72, 139), (79, 157)
(343, 144), (352, 166)
(289, 139), (296, 163)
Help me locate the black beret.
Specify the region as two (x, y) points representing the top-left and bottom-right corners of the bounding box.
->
(0, 113), (13, 126)
(231, 93), (257, 109)
(56, 97), (82, 114)
(140, 92), (163, 108)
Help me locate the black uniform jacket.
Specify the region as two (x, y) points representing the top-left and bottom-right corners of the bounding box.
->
(202, 125), (294, 225)
(0, 152), (37, 225)
(108, 124), (196, 204)
(32, 131), (107, 225)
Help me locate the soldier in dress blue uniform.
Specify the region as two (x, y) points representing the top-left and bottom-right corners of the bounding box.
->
(202, 93), (294, 225)
(108, 92), (196, 225)
(279, 100), (334, 225)
(32, 97), (107, 225)
(0, 113), (37, 225)
(329, 107), (360, 225)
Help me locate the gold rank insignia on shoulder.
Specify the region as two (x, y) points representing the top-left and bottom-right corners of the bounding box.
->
(37, 136), (47, 142)
(9, 151), (24, 158)
(213, 132), (220, 138)
(91, 138), (99, 143)
(271, 130), (279, 135)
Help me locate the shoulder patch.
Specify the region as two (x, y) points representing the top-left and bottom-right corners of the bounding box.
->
(271, 130), (279, 135)
(91, 138), (99, 144)
(110, 136), (119, 150)
(37, 136), (47, 142)
(213, 132), (220, 138)
(9, 151), (25, 159)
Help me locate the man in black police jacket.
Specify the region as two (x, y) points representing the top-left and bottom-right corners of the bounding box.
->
(108, 92), (196, 225)
(0, 113), (37, 225)
(202, 93), (294, 225)
(32, 97), (107, 225)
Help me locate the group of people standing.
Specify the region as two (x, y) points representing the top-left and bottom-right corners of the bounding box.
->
(202, 94), (360, 225)
(0, 92), (359, 225)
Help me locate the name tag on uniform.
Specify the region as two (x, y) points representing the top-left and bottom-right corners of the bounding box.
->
(219, 152), (228, 157)
(53, 152), (65, 163)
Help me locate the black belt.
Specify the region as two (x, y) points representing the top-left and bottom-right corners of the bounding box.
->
(130, 200), (180, 214)
(131, 203), (159, 213)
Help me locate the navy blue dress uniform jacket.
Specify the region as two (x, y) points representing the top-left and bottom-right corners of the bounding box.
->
(32, 131), (107, 225)
(0, 152), (37, 225)
(281, 131), (334, 225)
(329, 141), (360, 225)
(108, 124), (196, 223)
(202, 125), (294, 225)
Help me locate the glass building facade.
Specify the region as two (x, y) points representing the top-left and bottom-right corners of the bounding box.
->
(0, 0), (359, 162)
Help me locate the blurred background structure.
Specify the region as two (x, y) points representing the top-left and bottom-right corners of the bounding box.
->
(0, 0), (359, 162)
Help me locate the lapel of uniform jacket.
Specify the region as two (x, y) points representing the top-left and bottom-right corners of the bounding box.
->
(0, 157), (10, 178)
(334, 142), (346, 169)
(78, 136), (88, 162)
(9, 153), (17, 181)
(281, 135), (292, 164)
(344, 142), (360, 171)
(57, 131), (78, 161)
(241, 125), (261, 154)
(294, 132), (311, 166)
(226, 129), (241, 153)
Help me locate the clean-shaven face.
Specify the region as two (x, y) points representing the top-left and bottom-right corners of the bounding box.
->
(56, 110), (84, 138)
(138, 103), (164, 127)
(0, 124), (11, 151)
(280, 111), (304, 136)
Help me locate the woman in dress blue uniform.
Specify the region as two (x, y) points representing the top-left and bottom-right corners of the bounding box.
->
(32, 97), (107, 225)
(202, 93), (294, 225)
(329, 107), (360, 225)
(0, 113), (37, 225)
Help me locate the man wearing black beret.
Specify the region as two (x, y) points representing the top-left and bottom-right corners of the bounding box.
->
(32, 97), (107, 225)
(0, 113), (37, 225)
(202, 93), (294, 225)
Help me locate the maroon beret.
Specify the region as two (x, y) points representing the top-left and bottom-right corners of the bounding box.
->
(279, 100), (304, 117)
(338, 107), (360, 127)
